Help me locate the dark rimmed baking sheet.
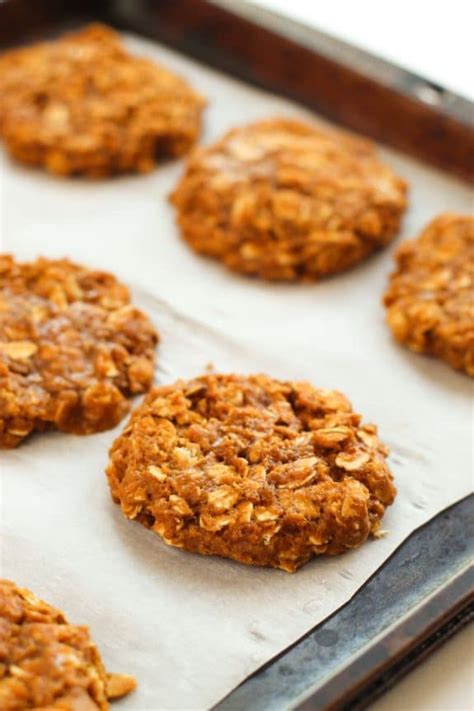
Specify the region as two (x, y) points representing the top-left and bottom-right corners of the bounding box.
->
(217, 495), (473, 711)
(0, 3), (473, 710)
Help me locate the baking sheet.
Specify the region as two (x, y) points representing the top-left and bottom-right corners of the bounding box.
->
(0, 30), (472, 711)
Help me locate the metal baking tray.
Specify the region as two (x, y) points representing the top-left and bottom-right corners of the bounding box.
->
(1, 2), (473, 709)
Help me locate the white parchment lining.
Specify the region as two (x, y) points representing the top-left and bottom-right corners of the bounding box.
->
(0, 32), (472, 711)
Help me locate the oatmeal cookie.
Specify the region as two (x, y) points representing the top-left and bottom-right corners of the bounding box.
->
(0, 579), (136, 710)
(0, 24), (205, 176)
(107, 374), (396, 572)
(0, 255), (158, 447)
(171, 118), (407, 280)
(384, 213), (474, 376)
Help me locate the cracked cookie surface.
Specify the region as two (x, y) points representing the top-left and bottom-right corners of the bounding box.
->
(384, 213), (474, 376)
(0, 579), (136, 711)
(0, 255), (158, 447)
(107, 374), (396, 572)
(0, 24), (205, 177)
(171, 119), (407, 280)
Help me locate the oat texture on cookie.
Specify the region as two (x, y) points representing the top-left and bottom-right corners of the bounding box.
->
(384, 213), (474, 376)
(171, 119), (407, 280)
(107, 374), (396, 572)
(0, 255), (158, 447)
(0, 579), (136, 710)
(0, 24), (205, 176)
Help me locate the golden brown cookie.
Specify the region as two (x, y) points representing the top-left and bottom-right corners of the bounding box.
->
(0, 255), (158, 447)
(171, 119), (407, 280)
(0, 24), (205, 177)
(383, 213), (474, 376)
(0, 579), (136, 710)
(107, 373), (396, 572)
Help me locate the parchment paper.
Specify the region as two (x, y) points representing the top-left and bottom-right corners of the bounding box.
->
(0, 32), (472, 711)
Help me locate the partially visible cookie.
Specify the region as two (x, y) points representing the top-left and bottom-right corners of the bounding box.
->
(384, 213), (474, 376)
(0, 24), (205, 177)
(0, 255), (158, 447)
(0, 579), (136, 710)
(107, 373), (396, 572)
(171, 118), (407, 280)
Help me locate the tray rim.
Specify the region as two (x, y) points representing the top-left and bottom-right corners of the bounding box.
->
(211, 0), (473, 125)
(1, 0), (472, 180)
(0, 2), (472, 708)
(215, 494), (474, 711)
(108, 0), (474, 182)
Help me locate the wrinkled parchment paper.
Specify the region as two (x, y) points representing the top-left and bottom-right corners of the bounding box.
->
(0, 32), (472, 711)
